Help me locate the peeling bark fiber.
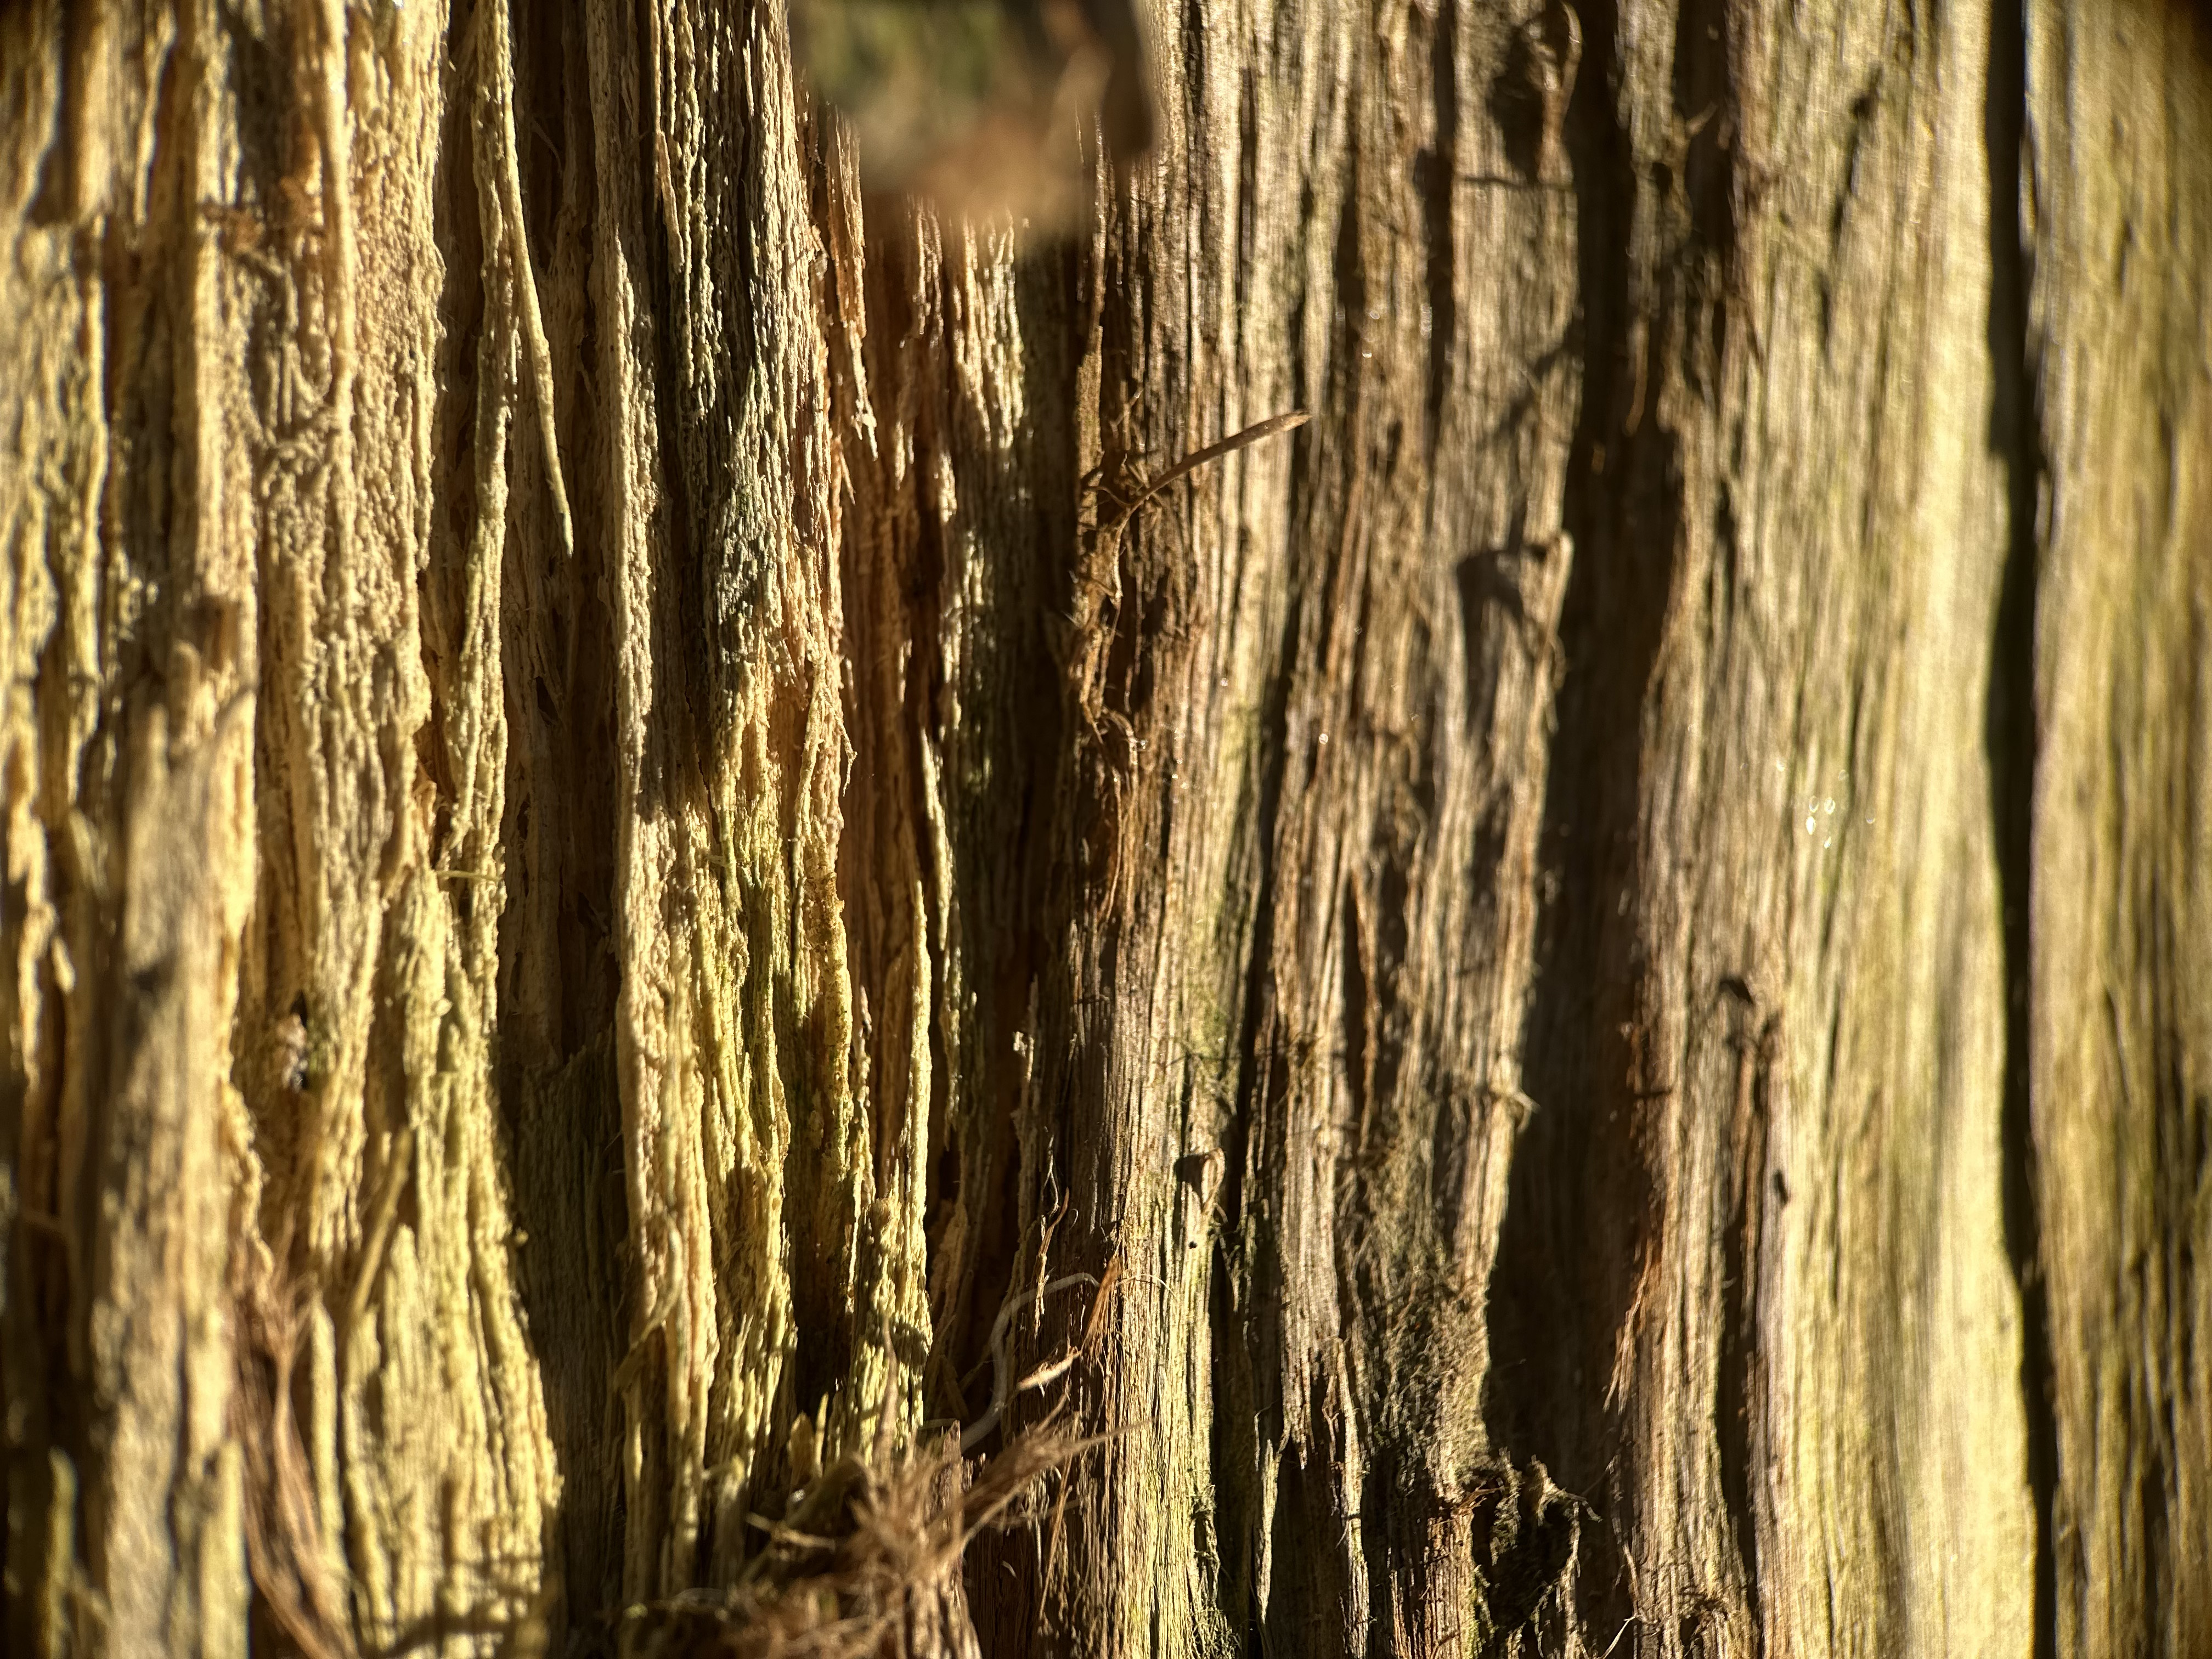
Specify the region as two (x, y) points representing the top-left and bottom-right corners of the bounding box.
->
(2, 1), (2208, 1656)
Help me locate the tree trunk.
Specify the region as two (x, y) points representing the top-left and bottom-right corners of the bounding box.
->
(2, 1), (2206, 1656)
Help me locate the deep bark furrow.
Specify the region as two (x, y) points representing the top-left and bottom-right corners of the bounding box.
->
(1983, 4), (2061, 1657)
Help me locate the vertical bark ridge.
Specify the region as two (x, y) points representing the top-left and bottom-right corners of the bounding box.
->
(2023, 2), (2212, 1652)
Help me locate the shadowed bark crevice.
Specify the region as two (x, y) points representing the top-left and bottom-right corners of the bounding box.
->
(1983, 2), (2058, 1656)
(1417, 0), (1460, 461)
(1486, 0), (1665, 1506)
(1667, 0), (1741, 390)
(1714, 991), (1776, 1659)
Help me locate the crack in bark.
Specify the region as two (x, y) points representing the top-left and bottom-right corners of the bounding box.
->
(1487, 0), (1666, 1533)
(1983, 3), (2059, 1656)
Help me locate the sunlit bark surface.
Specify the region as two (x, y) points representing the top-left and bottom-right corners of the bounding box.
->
(1, 1), (2205, 1656)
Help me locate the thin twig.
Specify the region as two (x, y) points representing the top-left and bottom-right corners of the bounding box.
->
(961, 1274), (1098, 1453)
(1119, 410), (1309, 516)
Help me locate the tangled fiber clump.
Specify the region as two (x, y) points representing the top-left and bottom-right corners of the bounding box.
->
(620, 1426), (1085, 1659)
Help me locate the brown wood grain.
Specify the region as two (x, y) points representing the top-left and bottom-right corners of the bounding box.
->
(1, 1), (2204, 1655)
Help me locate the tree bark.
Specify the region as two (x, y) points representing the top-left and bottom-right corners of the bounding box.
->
(1, 1), (2206, 1657)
